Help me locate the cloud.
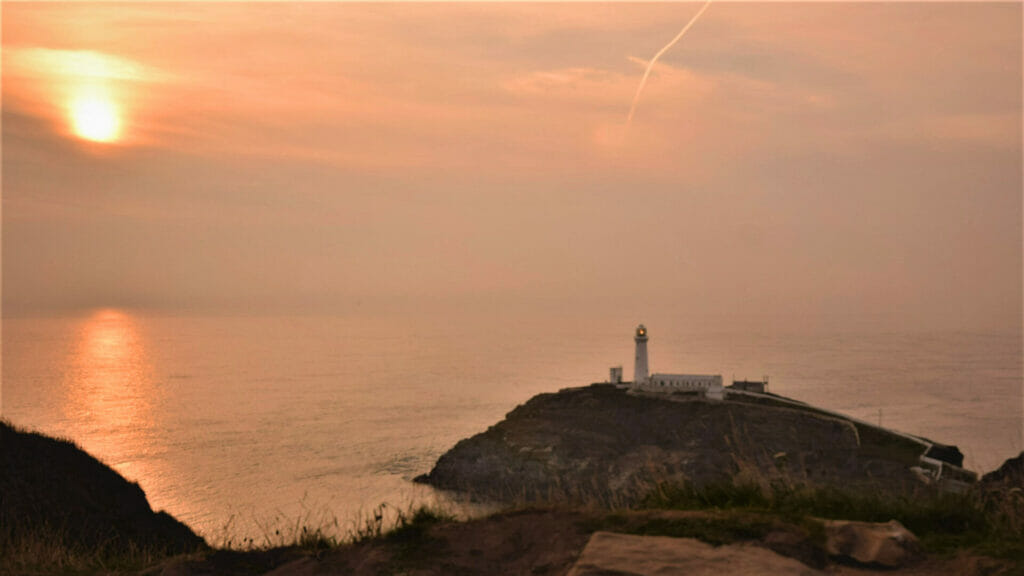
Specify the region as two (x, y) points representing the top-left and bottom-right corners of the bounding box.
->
(2, 3), (1018, 327)
(4, 47), (172, 83)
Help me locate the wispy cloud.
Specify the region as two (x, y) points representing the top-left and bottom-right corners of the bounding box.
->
(4, 47), (172, 83)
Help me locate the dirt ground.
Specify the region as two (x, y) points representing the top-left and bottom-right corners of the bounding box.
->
(145, 508), (1018, 576)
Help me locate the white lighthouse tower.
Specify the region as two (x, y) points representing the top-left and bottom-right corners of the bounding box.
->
(634, 324), (649, 384)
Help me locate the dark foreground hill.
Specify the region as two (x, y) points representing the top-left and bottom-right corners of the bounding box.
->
(0, 420), (206, 563)
(416, 384), (976, 503)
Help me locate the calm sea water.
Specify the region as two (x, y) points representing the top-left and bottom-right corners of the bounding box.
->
(2, 310), (1021, 541)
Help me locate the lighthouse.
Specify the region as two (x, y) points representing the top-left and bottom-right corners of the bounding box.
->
(618, 324), (724, 399)
(634, 324), (649, 384)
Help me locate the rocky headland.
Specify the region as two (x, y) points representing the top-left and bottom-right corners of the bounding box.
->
(416, 384), (976, 503)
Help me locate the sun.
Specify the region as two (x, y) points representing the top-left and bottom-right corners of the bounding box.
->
(70, 90), (121, 143)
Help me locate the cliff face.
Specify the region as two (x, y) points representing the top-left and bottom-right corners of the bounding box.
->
(981, 451), (1024, 489)
(418, 385), (943, 503)
(0, 420), (206, 555)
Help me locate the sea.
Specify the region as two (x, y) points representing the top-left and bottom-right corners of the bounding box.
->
(2, 309), (1021, 542)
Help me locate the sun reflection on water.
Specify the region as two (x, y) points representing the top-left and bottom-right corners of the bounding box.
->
(63, 309), (161, 483)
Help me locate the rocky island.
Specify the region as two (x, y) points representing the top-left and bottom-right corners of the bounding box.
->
(416, 383), (977, 503)
(417, 324), (977, 506)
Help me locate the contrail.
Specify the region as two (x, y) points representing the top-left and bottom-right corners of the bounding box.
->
(626, 0), (712, 127)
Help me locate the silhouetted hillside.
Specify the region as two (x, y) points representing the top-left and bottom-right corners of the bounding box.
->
(0, 420), (205, 561)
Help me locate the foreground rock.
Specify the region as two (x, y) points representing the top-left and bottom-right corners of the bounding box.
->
(567, 532), (823, 576)
(417, 385), (971, 503)
(0, 420), (205, 557)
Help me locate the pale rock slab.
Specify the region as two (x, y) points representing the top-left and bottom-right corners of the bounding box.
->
(822, 519), (922, 567)
(566, 531), (823, 576)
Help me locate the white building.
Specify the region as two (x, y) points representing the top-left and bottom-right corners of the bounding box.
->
(628, 324), (724, 400)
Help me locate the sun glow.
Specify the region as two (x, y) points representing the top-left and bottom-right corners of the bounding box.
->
(3, 47), (162, 145)
(65, 309), (160, 478)
(70, 87), (121, 143)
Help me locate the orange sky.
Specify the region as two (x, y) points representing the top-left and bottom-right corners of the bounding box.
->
(2, 3), (1021, 331)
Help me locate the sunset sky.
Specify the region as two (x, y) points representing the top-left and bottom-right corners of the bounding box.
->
(2, 3), (1021, 331)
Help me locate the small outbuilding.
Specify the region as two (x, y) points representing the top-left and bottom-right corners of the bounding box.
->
(609, 366), (623, 384)
(730, 379), (768, 393)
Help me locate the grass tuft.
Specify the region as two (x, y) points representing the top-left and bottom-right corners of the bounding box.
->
(0, 521), (181, 574)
